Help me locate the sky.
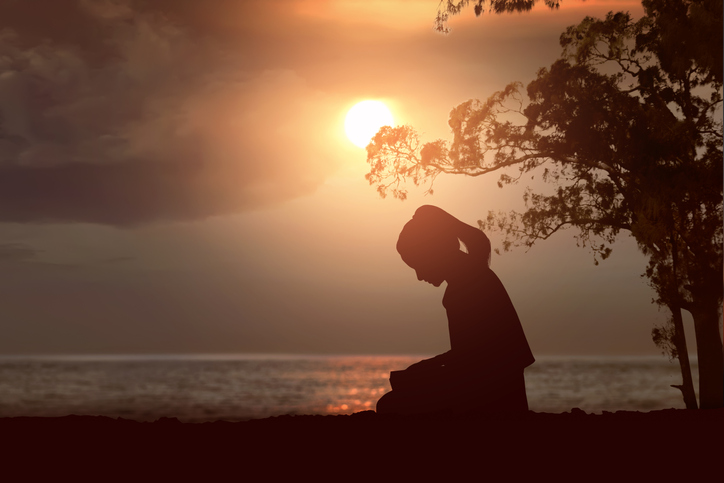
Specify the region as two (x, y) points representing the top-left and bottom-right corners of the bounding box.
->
(0, 0), (694, 357)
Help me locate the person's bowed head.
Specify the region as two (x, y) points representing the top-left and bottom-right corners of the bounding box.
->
(397, 205), (491, 286)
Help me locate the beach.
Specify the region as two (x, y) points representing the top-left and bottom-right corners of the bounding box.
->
(3, 408), (722, 479)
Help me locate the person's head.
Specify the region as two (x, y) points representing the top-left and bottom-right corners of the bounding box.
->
(396, 207), (461, 287)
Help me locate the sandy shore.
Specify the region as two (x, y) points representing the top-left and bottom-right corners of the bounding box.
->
(2, 408), (722, 479)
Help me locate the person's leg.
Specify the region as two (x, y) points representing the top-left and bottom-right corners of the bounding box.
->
(453, 370), (528, 414)
(375, 389), (403, 415)
(376, 387), (453, 415)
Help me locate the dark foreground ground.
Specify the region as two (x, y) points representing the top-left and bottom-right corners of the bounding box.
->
(2, 408), (722, 480)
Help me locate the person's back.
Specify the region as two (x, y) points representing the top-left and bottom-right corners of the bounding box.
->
(443, 267), (534, 373)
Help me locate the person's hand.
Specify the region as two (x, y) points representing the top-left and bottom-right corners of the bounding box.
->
(405, 351), (452, 371)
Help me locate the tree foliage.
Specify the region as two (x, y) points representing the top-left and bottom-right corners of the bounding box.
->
(368, 0), (723, 407)
(434, 0), (562, 33)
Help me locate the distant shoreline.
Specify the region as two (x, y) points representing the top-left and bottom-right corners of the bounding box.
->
(0, 353), (690, 361)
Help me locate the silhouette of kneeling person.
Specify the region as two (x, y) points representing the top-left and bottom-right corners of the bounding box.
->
(376, 205), (535, 415)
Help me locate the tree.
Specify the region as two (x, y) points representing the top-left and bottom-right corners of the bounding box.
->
(366, 0), (723, 408)
(434, 0), (562, 33)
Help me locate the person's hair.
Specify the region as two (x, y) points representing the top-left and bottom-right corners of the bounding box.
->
(397, 205), (492, 269)
(473, 229), (492, 268)
(396, 214), (460, 266)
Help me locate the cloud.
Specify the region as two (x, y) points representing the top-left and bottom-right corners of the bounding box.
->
(0, 243), (39, 263)
(0, 0), (340, 225)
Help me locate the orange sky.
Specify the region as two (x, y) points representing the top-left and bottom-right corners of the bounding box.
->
(0, 0), (690, 357)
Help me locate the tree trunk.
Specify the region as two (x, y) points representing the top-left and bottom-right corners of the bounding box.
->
(691, 303), (724, 409)
(670, 305), (698, 409)
(667, 232), (698, 408)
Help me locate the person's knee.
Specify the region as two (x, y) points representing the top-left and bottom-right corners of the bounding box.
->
(375, 390), (398, 414)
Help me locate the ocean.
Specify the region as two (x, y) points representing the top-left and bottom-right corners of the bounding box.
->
(0, 354), (697, 422)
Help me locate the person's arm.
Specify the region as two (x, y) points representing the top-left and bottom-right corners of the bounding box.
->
(404, 350), (453, 372)
(390, 350), (453, 391)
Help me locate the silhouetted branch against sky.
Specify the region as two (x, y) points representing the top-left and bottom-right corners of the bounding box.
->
(435, 0), (562, 33)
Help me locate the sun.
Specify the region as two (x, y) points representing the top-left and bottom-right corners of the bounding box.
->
(345, 100), (394, 148)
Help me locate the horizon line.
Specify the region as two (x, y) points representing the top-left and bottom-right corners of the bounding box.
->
(0, 352), (686, 362)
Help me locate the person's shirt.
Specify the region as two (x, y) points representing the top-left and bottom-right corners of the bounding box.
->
(442, 265), (535, 373)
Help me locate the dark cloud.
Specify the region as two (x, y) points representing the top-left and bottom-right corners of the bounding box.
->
(101, 255), (134, 263)
(0, 0), (338, 225)
(0, 242), (39, 262)
(0, 158), (302, 224)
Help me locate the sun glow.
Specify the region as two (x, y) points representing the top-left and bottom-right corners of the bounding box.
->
(345, 100), (394, 148)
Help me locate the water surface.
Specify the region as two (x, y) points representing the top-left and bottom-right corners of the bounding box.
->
(0, 354), (697, 422)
